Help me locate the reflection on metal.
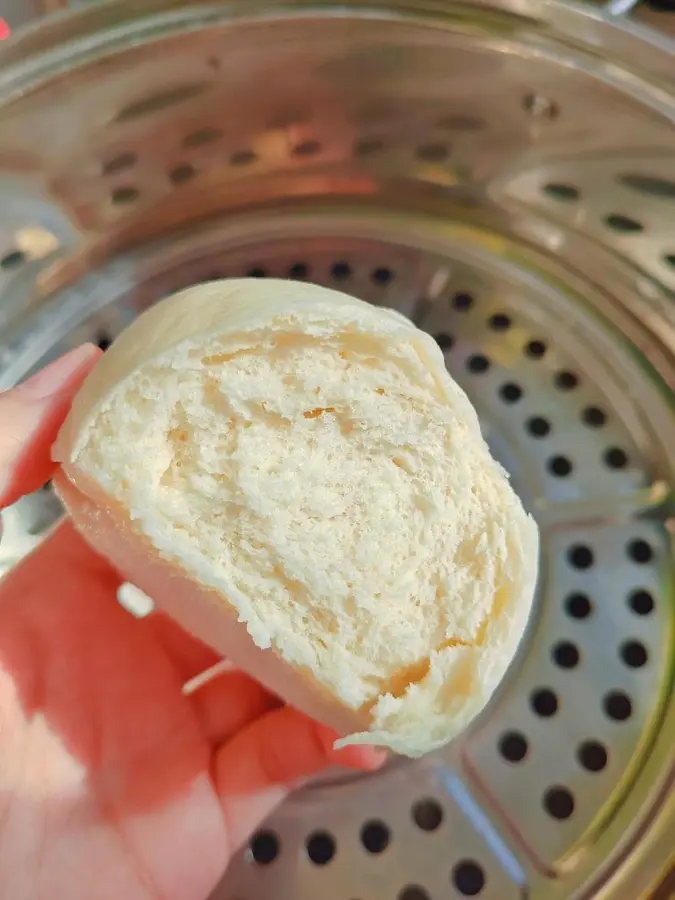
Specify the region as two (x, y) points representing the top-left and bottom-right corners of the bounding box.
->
(605, 0), (641, 16)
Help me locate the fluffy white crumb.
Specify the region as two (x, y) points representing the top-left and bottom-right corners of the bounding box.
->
(61, 279), (539, 756)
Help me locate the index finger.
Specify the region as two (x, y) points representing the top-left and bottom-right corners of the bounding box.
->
(0, 344), (101, 509)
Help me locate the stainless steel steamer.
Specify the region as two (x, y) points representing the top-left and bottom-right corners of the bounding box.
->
(1, 2), (675, 898)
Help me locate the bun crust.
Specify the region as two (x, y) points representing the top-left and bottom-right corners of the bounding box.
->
(53, 279), (539, 757)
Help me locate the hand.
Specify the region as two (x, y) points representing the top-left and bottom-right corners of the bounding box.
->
(0, 345), (383, 900)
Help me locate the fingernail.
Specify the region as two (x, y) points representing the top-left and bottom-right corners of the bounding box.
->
(18, 345), (100, 401)
(352, 749), (387, 771)
(366, 749), (389, 770)
(332, 743), (387, 772)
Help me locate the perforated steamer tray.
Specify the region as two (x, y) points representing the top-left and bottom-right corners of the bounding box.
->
(1, 2), (675, 899)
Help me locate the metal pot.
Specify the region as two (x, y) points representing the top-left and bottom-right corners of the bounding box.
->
(1, 2), (674, 898)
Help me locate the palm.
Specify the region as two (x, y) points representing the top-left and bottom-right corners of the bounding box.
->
(0, 524), (376, 899)
(0, 346), (380, 900)
(0, 525), (233, 899)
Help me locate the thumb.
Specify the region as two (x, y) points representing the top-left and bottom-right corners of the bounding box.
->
(0, 345), (100, 507)
(213, 705), (385, 849)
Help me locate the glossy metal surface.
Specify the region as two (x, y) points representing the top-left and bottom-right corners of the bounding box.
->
(0, 3), (675, 899)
